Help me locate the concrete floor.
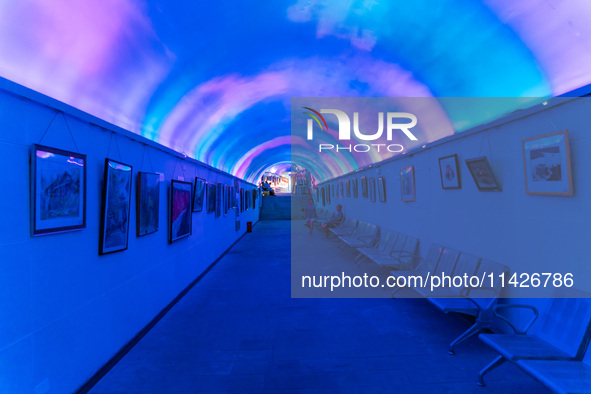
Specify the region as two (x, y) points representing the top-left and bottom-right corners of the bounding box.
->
(90, 220), (549, 393)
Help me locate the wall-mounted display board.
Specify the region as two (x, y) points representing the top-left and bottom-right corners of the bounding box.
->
(31, 144), (87, 236)
(522, 130), (573, 196)
(100, 159), (132, 254)
(137, 172), (160, 237)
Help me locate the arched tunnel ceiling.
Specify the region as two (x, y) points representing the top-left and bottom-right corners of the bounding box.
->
(1, 0), (591, 183)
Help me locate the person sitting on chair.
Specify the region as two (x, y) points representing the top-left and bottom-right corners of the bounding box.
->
(262, 180), (275, 196)
(321, 204), (343, 237)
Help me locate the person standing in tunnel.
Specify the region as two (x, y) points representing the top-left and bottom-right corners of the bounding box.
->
(303, 198), (317, 235)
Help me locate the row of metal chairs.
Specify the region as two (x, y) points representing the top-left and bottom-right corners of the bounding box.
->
(354, 229), (419, 269)
(315, 209), (591, 391)
(388, 244), (591, 391)
(390, 245), (509, 354)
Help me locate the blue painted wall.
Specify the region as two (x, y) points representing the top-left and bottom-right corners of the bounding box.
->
(0, 81), (260, 393)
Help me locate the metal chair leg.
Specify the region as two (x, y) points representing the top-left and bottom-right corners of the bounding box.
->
(448, 321), (486, 355)
(478, 355), (506, 386)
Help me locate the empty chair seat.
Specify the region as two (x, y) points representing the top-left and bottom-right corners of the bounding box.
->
(355, 230), (396, 264)
(390, 244), (444, 297)
(427, 253), (481, 298)
(357, 231), (398, 261)
(516, 344), (591, 394)
(412, 248), (460, 298)
(338, 224), (379, 249)
(478, 290), (591, 386)
(371, 235), (419, 269)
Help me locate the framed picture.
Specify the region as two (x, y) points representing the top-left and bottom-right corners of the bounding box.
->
(244, 188), (249, 211)
(31, 144), (86, 236)
(216, 183), (222, 217)
(99, 159), (132, 254)
(192, 177), (206, 212)
(332, 183), (335, 198)
(400, 166), (415, 202)
(252, 189), (257, 209)
(223, 185), (228, 215)
(136, 172), (160, 237)
(377, 177), (386, 202)
(346, 179), (351, 197)
(207, 182), (216, 213)
(361, 176), (368, 198)
(369, 178), (376, 202)
(339, 182), (344, 198)
(352, 178), (358, 198)
(321, 187), (326, 206)
(327, 185), (331, 204)
(465, 157), (501, 192)
(170, 180), (192, 243)
(439, 154), (461, 189)
(522, 130), (573, 196)
(230, 186), (236, 208)
(240, 188), (244, 212)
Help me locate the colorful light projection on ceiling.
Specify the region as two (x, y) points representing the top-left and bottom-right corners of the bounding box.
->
(0, 0), (590, 183)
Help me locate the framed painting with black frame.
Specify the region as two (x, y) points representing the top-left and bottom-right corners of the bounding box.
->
(136, 172), (160, 237)
(438, 154), (461, 190)
(207, 182), (216, 214)
(170, 179), (192, 243)
(223, 184), (228, 216)
(522, 130), (573, 196)
(192, 177), (206, 212)
(369, 178), (376, 202)
(361, 176), (368, 198)
(400, 166), (415, 202)
(31, 144), (87, 236)
(465, 157), (501, 192)
(240, 188), (244, 212)
(377, 176), (386, 202)
(216, 183), (222, 217)
(99, 159), (133, 255)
